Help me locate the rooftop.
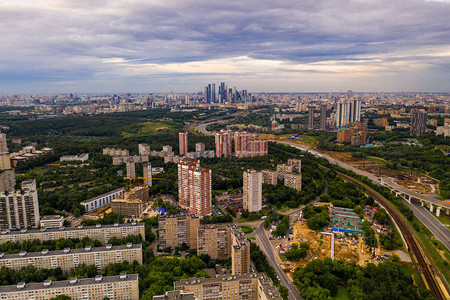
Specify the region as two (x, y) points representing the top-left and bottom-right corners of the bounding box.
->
(0, 274), (138, 293)
(1, 222), (144, 236)
(0, 244), (141, 260)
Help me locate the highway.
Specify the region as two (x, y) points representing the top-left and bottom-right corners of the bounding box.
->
(406, 201), (450, 250)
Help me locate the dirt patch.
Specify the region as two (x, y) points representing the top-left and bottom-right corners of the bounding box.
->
(283, 220), (403, 272)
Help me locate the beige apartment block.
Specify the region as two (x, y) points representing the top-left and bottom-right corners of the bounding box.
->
(287, 158), (302, 173)
(231, 227), (250, 275)
(276, 164), (293, 180)
(0, 222), (145, 245)
(262, 169), (278, 185)
(197, 225), (231, 260)
(0, 244), (142, 272)
(0, 274), (139, 300)
(197, 225), (250, 275)
(284, 173), (302, 191)
(158, 214), (200, 250)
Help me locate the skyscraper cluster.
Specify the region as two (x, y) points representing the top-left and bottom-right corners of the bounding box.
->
(178, 158), (212, 217)
(204, 82), (248, 103)
(335, 93), (362, 128)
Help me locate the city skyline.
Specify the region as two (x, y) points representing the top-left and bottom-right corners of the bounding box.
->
(1, 0), (449, 93)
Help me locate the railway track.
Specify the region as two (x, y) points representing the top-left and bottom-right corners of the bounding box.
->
(337, 172), (448, 300)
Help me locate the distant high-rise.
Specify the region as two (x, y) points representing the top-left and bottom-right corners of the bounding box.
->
(179, 132), (188, 155)
(243, 169), (262, 213)
(204, 86), (209, 103)
(335, 95), (361, 128)
(308, 105), (315, 130)
(320, 104), (327, 131)
(347, 90), (353, 99)
(211, 83), (216, 103)
(143, 162), (152, 187)
(0, 133), (7, 153)
(215, 130), (233, 158)
(195, 142), (205, 152)
(0, 133), (11, 170)
(126, 160), (135, 179)
(138, 143), (150, 156)
(410, 109), (427, 135)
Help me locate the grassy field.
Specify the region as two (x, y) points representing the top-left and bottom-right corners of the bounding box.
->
(140, 121), (174, 133)
(239, 225), (255, 234)
(121, 121), (175, 137)
(333, 286), (350, 300)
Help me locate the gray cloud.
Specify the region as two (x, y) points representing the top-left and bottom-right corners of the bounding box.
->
(0, 0), (449, 92)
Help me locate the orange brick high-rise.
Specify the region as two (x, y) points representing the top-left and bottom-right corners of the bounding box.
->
(178, 158), (212, 217)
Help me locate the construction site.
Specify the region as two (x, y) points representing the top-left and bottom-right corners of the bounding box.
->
(280, 204), (412, 279)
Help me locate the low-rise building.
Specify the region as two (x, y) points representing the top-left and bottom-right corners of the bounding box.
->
(81, 188), (125, 213)
(40, 215), (64, 229)
(0, 274), (139, 300)
(0, 222), (145, 245)
(0, 244), (142, 272)
(60, 153), (89, 162)
(436, 126), (450, 137)
(103, 148), (129, 157)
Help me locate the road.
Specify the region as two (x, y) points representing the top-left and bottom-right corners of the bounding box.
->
(238, 181), (329, 300)
(253, 221), (303, 300)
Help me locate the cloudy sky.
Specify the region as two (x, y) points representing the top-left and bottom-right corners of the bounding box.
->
(1, 0), (449, 93)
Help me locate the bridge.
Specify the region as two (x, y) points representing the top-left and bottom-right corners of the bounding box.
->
(381, 177), (450, 217)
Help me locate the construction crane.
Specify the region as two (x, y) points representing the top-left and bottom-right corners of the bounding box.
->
(125, 177), (166, 200)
